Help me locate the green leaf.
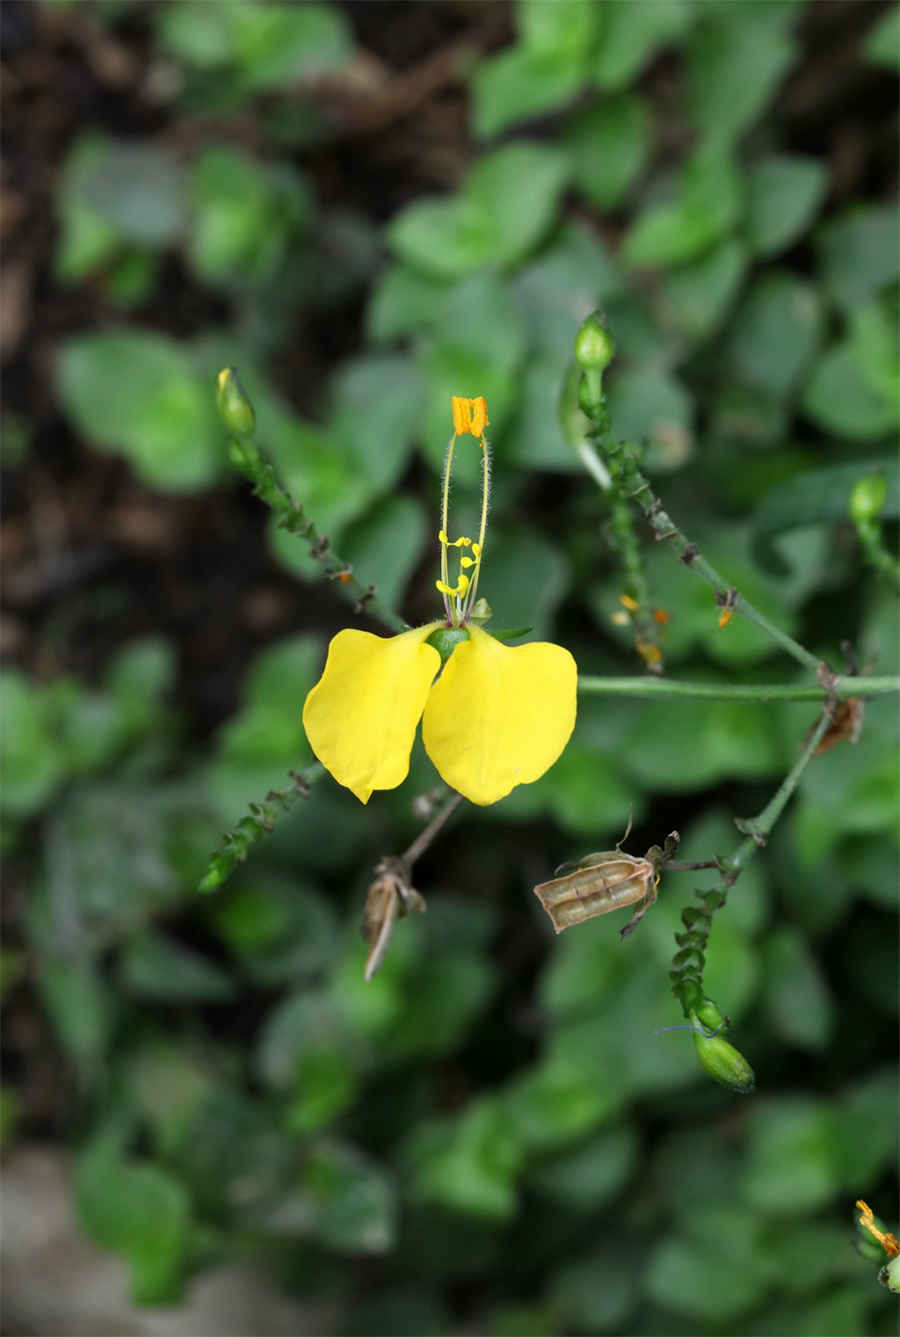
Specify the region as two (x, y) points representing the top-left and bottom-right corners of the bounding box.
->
(270, 1141), (395, 1253)
(0, 672), (68, 817)
(762, 927), (834, 1051)
(365, 264), (450, 343)
(605, 364), (694, 470)
(745, 154), (828, 258)
(472, 7), (595, 142)
(725, 274), (822, 398)
(864, 3), (900, 70)
(420, 273), (527, 465)
(36, 957), (115, 1071)
(657, 237), (747, 343)
(164, 1), (353, 89)
(525, 1123), (638, 1209)
(513, 221), (623, 360)
(478, 527), (569, 640)
(803, 342), (899, 440)
(622, 699), (782, 790)
(188, 147), (311, 288)
(74, 139), (185, 246)
(849, 297), (900, 410)
(388, 142), (570, 280)
(743, 1098), (840, 1213)
(623, 149), (743, 269)
(687, 4), (796, 147)
(548, 1246), (637, 1332)
(328, 354), (425, 495)
(126, 1042), (216, 1157)
(646, 1232), (770, 1322)
(75, 1138), (190, 1303)
(56, 330), (223, 490)
(405, 1098), (524, 1221)
(832, 1068), (898, 1189)
(230, 2), (351, 87)
(119, 930), (235, 1002)
(566, 92), (652, 210)
(472, 48), (576, 142)
(54, 135), (121, 281)
(592, 0), (694, 90)
(211, 872), (338, 984)
(816, 204), (900, 313)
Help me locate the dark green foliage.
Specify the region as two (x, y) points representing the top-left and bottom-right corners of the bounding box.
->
(6, 1), (897, 1331)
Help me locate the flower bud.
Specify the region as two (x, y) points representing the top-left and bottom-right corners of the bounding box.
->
(880, 1256), (900, 1294)
(216, 367), (256, 437)
(849, 473), (887, 525)
(691, 1017), (755, 1094)
(574, 313), (616, 372)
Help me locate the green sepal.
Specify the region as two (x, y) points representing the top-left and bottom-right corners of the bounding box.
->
(426, 626), (470, 663)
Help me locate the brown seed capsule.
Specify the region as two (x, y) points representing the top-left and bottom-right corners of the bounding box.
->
(534, 850), (659, 936)
(533, 831), (678, 937)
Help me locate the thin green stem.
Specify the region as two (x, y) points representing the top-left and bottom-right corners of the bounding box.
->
(723, 708), (834, 878)
(577, 674), (900, 703)
(575, 358), (821, 674)
(198, 762), (324, 893)
(227, 436), (406, 633)
(670, 707), (833, 1019)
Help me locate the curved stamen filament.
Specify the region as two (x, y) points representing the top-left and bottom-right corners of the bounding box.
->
(437, 401), (491, 626)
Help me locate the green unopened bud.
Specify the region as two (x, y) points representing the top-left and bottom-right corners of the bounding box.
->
(574, 313), (616, 372)
(691, 1016), (755, 1094)
(216, 367), (256, 437)
(850, 473), (887, 526)
(880, 1256), (900, 1294)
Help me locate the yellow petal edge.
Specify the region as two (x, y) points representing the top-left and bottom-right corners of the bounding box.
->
(422, 624), (577, 805)
(302, 624), (442, 804)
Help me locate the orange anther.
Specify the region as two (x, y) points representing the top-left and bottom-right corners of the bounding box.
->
(653, 608), (670, 625)
(718, 608), (734, 628)
(451, 396), (490, 438)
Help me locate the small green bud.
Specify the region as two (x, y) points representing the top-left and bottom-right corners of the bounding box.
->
(692, 1022), (755, 1095)
(426, 626), (469, 664)
(216, 367), (256, 437)
(850, 472), (887, 525)
(574, 313), (616, 372)
(880, 1256), (900, 1294)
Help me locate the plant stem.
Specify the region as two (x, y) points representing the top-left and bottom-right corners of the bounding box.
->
(576, 358), (821, 674)
(577, 673), (900, 703)
(198, 762), (324, 893)
(670, 707), (833, 1018)
(227, 435), (406, 633)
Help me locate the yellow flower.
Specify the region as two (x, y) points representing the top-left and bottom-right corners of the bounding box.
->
(302, 621), (576, 806)
(301, 395), (577, 806)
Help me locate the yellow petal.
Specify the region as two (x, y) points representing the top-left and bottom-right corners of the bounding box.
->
(302, 624), (442, 804)
(422, 624), (577, 805)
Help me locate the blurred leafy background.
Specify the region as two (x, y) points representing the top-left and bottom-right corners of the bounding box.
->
(2, 1), (898, 1333)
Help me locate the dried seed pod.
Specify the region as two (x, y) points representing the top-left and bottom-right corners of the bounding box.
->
(534, 831), (678, 937)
